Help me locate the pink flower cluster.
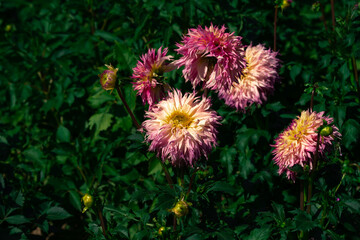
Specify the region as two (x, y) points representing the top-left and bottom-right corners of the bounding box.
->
(142, 89), (221, 167)
(174, 24), (246, 92)
(271, 110), (341, 181)
(131, 47), (174, 106)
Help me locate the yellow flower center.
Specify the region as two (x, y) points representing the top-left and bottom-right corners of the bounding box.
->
(166, 111), (193, 129)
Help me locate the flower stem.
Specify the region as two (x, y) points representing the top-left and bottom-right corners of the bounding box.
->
(331, 0), (336, 31)
(159, 159), (174, 189)
(351, 56), (360, 101)
(186, 168), (198, 198)
(306, 132), (320, 213)
(320, 3), (328, 31)
(98, 208), (108, 239)
(310, 85), (316, 112)
(115, 85), (141, 129)
(274, 5), (279, 51)
(173, 215), (177, 231)
(300, 179), (304, 211)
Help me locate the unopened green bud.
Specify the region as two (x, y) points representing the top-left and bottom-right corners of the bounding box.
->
(171, 200), (191, 218)
(99, 64), (118, 91)
(320, 126), (333, 137)
(82, 193), (94, 213)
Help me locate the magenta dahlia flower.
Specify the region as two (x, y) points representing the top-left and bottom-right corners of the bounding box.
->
(218, 44), (280, 112)
(175, 24), (246, 91)
(132, 47), (174, 106)
(271, 110), (341, 181)
(142, 89), (222, 167)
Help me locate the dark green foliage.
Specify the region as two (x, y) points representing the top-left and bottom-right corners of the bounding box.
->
(0, 0), (359, 239)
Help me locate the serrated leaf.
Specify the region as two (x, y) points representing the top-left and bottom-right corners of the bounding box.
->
(46, 206), (72, 220)
(88, 113), (113, 135)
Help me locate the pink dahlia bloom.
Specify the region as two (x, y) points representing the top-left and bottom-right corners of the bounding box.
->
(175, 24), (246, 91)
(132, 47), (174, 106)
(218, 44), (280, 112)
(271, 110), (341, 181)
(142, 89), (222, 167)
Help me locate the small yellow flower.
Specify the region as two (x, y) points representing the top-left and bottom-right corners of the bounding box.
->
(82, 193), (94, 213)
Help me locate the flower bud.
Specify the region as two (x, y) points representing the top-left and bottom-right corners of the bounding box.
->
(280, 0), (292, 10)
(311, 1), (320, 12)
(82, 193), (94, 213)
(320, 126), (333, 137)
(171, 200), (190, 218)
(99, 64), (118, 91)
(158, 227), (165, 236)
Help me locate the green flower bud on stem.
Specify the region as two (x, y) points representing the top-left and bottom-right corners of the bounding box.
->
(320, 126), (333, 137)
(99, 64), (118, 91)
(82, 193), (94, 213)
(171, 200), (191, 218)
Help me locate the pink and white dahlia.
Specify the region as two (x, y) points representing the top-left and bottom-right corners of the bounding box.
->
(175, 24), (246, 91)
(218, 44), (280, 112)
(271, 110), (341, 181)
(132, 47), (174, 106)
(142, 89), (222, 167)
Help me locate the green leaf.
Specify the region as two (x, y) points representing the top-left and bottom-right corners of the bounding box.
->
(342, 119), (360, 150)
(5, 215), (30, 225)
(220, 146), (236, 175)
(46, 206), (72, 220)
(293, 210), (318, 231)
(56, 125), (71, 143)
(88, 113), (113, 135)
(339, 62), (350, 81)
(245, 226), (272, 240)
(207, 181), (237, 195)
(290, 64), (302, 81)
(15, 191), (24, 207)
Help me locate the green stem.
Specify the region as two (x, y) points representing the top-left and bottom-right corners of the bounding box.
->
(186, 168), (198, 198)
(306, 132), (320, 214)
(115, 85), (141, 129)
(159, 160), (174, 189)
(274, 5), (278, 51)
(331, 0), (335, 31)
(300, 179), (304, 211)
(98, 207), (108, 239)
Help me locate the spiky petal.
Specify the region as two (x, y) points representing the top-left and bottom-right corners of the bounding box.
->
(271, 110), (341, 181)
(175, 24), (246, 91)
(218, 44), (280, 112)
(132, 47), (174, 106)
(142, 89), (222, 167)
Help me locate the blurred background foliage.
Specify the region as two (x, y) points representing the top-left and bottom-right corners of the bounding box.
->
(0, 0), (360, 239)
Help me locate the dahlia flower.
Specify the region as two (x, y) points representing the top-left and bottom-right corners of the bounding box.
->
(99, 64), (118, 91)
(175, 24), (246, 91)
(272, 110), (341, 181)
(132, 47), (174, 106)
(142, 89), (221, 167)
(218, 44), (280, 112)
